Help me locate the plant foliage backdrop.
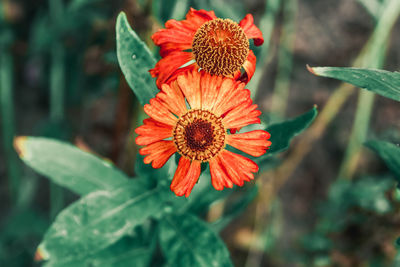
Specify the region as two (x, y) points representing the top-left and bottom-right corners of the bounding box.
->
(0, 0), (399, 266)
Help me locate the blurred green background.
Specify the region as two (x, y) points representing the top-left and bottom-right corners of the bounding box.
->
(1, 0), (399, 266)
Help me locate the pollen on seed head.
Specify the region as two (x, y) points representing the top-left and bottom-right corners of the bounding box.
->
(173, 109), (226, 162)
(192, 18), (249, 76)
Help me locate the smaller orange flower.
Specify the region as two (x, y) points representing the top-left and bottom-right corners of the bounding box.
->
(150, 8), (264, 88)
(135, 70), (271, 197)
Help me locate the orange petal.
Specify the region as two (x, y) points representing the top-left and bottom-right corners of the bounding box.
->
(209, 157), (233, 190)
(240, 50), (256, 83)
(149, 51), (195, 88)
(177, 70), (202, 109)
(226, 130), (271, 157)
(170, 157), (201, 197)
(200, 72), (224, 111)
(223, 99), (261, 129)
(158, 81), (187, 117)
(239, 14), (264, 46)
(139, 141), (176, 168)
(218, 150), (259, 186)
(152, 24), (193, 58)
(210, 78), (237, 116)
(214, 83), (250, 116)
(135, 118), (173, 146)
(152, 8), (216, 57)
(185, 8), (217, 28)
(143, 98), (178, 126)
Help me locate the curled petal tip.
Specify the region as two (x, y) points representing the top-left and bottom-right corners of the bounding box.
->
(13, 136), (28, 158)
(306, 64), (317, 75)
(34, 246), (49, 262)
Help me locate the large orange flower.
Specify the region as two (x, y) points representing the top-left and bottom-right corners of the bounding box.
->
(135, 70), (271, 197)
(149, 8), (264, 88)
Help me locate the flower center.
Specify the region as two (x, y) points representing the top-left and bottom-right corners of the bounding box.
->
(173, 109), (226, 161)
(192, 18), (249, 76)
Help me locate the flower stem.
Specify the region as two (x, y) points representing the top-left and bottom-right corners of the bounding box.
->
(0, 40), (20, 205)
(337, 0), (400, 180)
(49, 0), (65, 219)
(249, 0), (400, 260)
(270, 0), (297, 117)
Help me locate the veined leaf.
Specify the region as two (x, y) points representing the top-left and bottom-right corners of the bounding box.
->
(36, 178), (172, 262)
(13, 136), (128, 195)
(308, 66), (400, 102)
(43, 231), (156, 267)
(116, 12), (158, 105)
(366, 140), (400, 178)
(160, 213), (233, 267)
(267, 106), (318, 155)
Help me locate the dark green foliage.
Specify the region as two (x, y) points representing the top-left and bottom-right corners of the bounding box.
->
(43, 227), (157, 267)
(37, 178), (174, 261)
(267, 106), (317, 154)
(366, 140), (400, 179)
(159, 213), (233, 267)
(15, 137), (128, 195)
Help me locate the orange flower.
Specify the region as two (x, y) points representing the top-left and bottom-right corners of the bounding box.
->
(149, 8), (264, 88)
(135, 70), (271, 197)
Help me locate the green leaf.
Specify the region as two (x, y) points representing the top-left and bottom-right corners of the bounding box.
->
(43, 230), (156, 267)
(14, 136), (128, 195)
(267, 106), (318, 154)
(116, 12), (158, 105)
(308, 66), (400, 102)
(366, 140), (400, 178)
(36, 178), (172, 262)
(159, 213), (233, 267)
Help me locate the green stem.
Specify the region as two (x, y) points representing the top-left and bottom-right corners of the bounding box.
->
(0, 41), (20, 205)
(337, 0), (400, 180)
(49, 0), (65, 219)
(270, 0), (297, 116)
(249, 0), (281, 96)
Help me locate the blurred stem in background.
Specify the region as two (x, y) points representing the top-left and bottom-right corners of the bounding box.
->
(270, 0), (297, 117)
(49, 0), (65, 219)
(249, 0), (281, 96)
(337, 0), (400, 180)
(0, 30), (21, 206)
(247, 0), (400, 264)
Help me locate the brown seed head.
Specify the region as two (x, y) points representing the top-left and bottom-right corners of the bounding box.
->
(192, 18), (249, 76)
(173, 109), (226, 161)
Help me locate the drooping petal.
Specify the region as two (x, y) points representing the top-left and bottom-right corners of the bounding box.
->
(218, 150), (259, 186)
(226, 130), (271, 157)
(157, 81), (187, 117)
(240, 50), (256, 83)
(152, 24), (193, 58)
(209, 157), (233, 190)
(177, 69), (202, 109)
(152, 8), (216, 57)
(139, 141), (176, 168)
(149, 51), (195, 88)
(185, 8), (217, 28)
(170, 157), (201, 197)
(239, 14), (264, 46)
(223, 99), (261, 129)
(135, 118), (173, 146)
(143, 98), (178, 126)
